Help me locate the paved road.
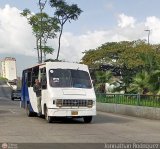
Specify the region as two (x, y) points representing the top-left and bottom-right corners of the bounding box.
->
(0, 80), (159, 148)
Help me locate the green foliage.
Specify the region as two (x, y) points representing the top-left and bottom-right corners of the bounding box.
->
(17, 79), (22, 89)
(148, 70), (160, 94)
(50, 0), (83, 60)
(20, 8), (31, 17)
(21, 0), (82, 62)
(21, 4), (59, 63)
(82, 40), (160, 94)
(95, 71), (112, 83)
(0, 77), (8, 82)
(41, 45), (54, 55)
(94, 71), (113, 93)
(82, 40), (160, 70)
(29, 13), (59, 40)
(50, 0), (82, 23)
(128, 71), (151, 94)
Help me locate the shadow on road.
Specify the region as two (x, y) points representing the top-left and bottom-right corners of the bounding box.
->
(41, 113), (132, 124)
(32, 113), (133, 124)
(53, 117), (84, 124)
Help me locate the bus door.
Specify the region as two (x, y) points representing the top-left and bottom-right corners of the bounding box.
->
(21, 70), (30, 108)
(40, 67), (47, 109)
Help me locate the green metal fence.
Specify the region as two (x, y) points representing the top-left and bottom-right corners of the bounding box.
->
(96, 93), (160, 108)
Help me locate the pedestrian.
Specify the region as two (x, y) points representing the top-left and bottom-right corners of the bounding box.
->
(33, 79), (42, 116)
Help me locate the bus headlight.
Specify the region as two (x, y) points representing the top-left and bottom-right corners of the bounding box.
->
(87, 100), (93, 108)
(56, 99), (63, 107)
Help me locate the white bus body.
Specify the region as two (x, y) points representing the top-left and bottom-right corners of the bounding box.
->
(21, 62), (96, 123)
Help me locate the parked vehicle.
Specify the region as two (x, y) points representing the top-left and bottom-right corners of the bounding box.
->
(11, 89), (21, 100)
(21, 61), (96, 123)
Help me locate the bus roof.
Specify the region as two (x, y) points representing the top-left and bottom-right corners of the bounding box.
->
(23, 61), (87, 71)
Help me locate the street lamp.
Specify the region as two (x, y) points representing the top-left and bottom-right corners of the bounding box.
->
(144, 29), (150, 45)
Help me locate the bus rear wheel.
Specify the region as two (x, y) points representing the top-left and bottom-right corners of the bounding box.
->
(83, 116), (92, 123)
(44, 106), (52, 123)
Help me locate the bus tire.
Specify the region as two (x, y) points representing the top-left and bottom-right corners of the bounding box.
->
(83, 116), (92, 123)
(44, 106), (52, 123)
(26, 103), (33, 117)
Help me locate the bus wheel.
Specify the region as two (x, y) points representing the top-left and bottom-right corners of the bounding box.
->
(83, 116), (92, 123)
(26, 103), (33, 117)
(45, 106), (52, 123)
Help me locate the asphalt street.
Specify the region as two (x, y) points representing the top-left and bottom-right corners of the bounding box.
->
(0, 80), (159, 149)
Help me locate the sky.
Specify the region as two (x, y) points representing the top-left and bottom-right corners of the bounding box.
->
(1, 0), (160, 76)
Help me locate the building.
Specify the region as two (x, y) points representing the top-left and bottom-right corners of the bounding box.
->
(1, 57), (17, 82)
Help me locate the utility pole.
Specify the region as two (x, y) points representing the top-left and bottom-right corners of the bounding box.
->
(144, 29), (150, 45)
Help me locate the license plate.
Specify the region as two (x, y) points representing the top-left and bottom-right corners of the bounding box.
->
(71, 111), (78, 115)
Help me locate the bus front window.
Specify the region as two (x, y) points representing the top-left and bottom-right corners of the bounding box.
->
(49, 69), (92, 88)
(49, 69), (71, 87)
(71, 70), (92, 88)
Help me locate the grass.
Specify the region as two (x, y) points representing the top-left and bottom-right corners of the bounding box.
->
(0, 77), (8, 82)
(17, 79), (22, 89)
(96, 93), (160, 108)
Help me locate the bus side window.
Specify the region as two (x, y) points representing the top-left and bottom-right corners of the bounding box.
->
(41, 68), (47, 89)
(31, 75), (37, 87)
(25, 72), (27, 83)
(31, 66), (39, 87)
(27, 71), (32, 87)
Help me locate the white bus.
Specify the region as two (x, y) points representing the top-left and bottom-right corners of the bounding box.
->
(21, 62), (96, 123)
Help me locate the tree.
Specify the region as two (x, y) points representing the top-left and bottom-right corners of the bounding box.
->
(38, 0), (47, 63)
(21, 4), (59, 63)
(128, 71), (151, 94)
(41, 45), (54, 60)
(81, 40), (160, 93)
(95, 71), (113, 93)
(147, 70), (160, 94)
(50, 0), (82, 60)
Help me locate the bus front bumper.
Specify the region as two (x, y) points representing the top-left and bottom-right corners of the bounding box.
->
(47, 108), (96, 117)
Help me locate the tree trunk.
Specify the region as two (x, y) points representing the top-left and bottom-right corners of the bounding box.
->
(44, 51), (46, 61)
(36, 37), (40, 63)
(56, 25), (63, 60)
(40, 37), (42, 63)
(39, 0), (43, 63)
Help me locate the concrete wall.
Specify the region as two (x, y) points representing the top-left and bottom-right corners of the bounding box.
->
(97, 102), (160, 120)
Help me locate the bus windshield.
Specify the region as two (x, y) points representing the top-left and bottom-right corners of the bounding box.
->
(49, 69), (92, 88)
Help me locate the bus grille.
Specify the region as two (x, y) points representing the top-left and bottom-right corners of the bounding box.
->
(63, 99), (88, 107)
